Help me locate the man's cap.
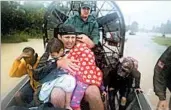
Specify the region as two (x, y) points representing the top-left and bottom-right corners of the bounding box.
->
(81, 2), (91, 9)
(56, 23), (77, 35)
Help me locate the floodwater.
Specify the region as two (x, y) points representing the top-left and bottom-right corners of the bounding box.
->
(124, 32), (169, 109)
(1, 39), (44, 99)
(1, 34), (170, 108)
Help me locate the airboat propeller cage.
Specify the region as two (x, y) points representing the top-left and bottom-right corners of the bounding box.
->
(43, 1), (126, 57)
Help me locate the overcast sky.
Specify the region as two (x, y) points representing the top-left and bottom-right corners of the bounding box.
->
(115, 1), (171, 30)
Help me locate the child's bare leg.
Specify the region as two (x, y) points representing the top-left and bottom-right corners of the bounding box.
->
(65, 92), (72, 110)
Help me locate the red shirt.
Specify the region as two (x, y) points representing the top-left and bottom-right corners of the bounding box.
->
(67, 43), (103, 87)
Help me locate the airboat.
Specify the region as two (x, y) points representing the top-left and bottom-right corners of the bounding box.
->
(2, 1), (152, 110)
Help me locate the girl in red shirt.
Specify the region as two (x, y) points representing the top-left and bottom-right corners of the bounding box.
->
(67, 41), (104, 110)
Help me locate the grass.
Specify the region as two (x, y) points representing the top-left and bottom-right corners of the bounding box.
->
(1, 31), (43, 43)
(152, 36), (171, 46)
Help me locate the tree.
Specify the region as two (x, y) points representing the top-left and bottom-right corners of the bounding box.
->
(21, 1), (46, 33)
(165, 20), (171, 34)
(1, 1), (25, 35)
(160, 23), (166, 36)
(159, 20), (171, 35)
(1, 1), (46, 36)
(130, 21), (139, 32)
(151, 20), (171, 34)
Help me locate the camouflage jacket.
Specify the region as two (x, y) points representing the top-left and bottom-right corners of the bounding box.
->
(153, 46), (171, 100)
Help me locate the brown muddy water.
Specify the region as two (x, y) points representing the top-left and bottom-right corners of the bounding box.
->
(1, 34), (170, 108)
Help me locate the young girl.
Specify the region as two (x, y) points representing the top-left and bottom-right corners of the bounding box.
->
(67, 41), (104, 110)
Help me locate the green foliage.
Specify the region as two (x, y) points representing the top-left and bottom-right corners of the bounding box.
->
(1, 1), (46, 36)
(21, 1), (45, 29)
(26, 29), (43, 38)
(152, 36), (171, 46)
(1, 1), (25, 34)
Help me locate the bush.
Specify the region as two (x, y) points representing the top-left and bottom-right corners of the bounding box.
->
(2, 30), (43, 43)
(2, 32), (28, 43)
(27, 29), (43, 38)
(2, 35), (27, 43)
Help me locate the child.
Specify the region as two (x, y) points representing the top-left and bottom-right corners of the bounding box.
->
(37, 38), (76, 110)
(67, 40), (105, 110)
(9, 47), (40, 106)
